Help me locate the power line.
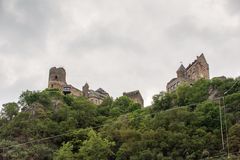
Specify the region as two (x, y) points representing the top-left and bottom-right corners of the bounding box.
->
(0, 102), (229, 151)
(0, 111), (155, 150)
(1, 84), (239, 154)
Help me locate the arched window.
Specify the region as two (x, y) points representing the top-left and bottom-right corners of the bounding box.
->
(55, 75), (58, 80)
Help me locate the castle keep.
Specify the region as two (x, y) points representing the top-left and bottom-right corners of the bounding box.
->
(167, 54), (209, 92)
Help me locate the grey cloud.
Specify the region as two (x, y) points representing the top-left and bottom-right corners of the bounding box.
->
(226, 0), (240, 15)
(0, 0), (240, 107)
(0, 0), (60, 56)
(165, 16), (239, 48)
(67, 25), (146, 55)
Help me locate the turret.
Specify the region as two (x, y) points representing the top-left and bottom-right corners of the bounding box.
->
(176, 64), (186, 78)
(82, 83), (89, 98)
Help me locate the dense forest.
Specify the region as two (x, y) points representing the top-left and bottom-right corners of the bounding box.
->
(0, 77), (239, 160)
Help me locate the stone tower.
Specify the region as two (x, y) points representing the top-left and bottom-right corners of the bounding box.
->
(82, 83), (89, 98)
(48, 67), (67, 90)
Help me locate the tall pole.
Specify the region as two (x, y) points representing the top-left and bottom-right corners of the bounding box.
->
(223, 96), (230, 158)
(222, 79), (239, 158)
(3, 148), (4, 160)
(219, 100), (224, 150)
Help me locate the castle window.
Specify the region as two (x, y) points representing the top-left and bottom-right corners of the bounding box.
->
(51, 84), (54, 88)
(55, 76), (58, 80)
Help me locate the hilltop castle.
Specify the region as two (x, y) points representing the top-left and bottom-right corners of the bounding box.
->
(48, 67), (144, 106)
(166, 54), (209, 92)
(48, 67), (109, 105)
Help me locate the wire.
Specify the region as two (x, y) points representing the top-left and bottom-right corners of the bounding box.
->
(1, 90), (238, 153)
(224, 79), (240, 95)
(0, 103), (228, 151)
(0, 111), (155, 150)
(0, 106), (188, 150)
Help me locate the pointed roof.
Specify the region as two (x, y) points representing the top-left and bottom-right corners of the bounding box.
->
(197, 53), (207, 63)
(95, 88), (109, 96)
(83, 82), (89, 87)
(177, 64), (186, 73)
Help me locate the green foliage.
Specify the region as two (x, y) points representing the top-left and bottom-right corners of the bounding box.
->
(0, 77), (240, 159)
(1, 102), (19, 120)
(0, 140), (53, 160)
(109, 96), (141, 117)
(152, 92), (176, 111)
(78, 129), (115, 160)
(229, 124), (240, 153)
(53, 142), (74, 160)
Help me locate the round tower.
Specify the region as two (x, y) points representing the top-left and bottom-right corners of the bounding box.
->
(48, 67), (67, 89)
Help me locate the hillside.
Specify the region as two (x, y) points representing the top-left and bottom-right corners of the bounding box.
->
(0, 78), (239, 160)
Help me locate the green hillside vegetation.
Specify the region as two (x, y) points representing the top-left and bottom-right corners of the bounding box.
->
(0, 78), (239, 160)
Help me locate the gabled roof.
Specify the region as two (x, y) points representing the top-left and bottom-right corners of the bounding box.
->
(95, 88), (109, 96)
(88, 88), (109, 99)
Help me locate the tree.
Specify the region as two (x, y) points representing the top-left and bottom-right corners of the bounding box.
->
(229, 124), (240, 153)
(78, 129), (115, 160)
(53, 142), (74, 160)
(110, 96), (141, 117)
(1, 102), (19, 120)
(152, 92), (174, 111)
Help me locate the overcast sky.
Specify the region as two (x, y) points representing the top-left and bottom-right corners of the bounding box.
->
(0, 0), (240, 107)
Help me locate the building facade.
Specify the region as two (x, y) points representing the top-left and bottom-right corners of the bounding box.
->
(166, 54), (209, 92)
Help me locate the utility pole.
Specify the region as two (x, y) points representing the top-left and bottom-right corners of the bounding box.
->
(2, 147), (5, 160)
(222, 79), (239, 159)
(223, 96), (230, 159)
(218, 99), (224, 150)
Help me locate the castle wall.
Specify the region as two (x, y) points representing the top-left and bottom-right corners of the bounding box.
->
(48, 81), (66, 90)
(70, 86), (83, 97)
(88, 98), (103, 105)
(167, 78), (186, 92)
(186, 56), (209, 81)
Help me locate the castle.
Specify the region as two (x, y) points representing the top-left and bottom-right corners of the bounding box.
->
(48, 67), (144, 106)
(166, 54), (209, 92)
(48, 67), (109, 105)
